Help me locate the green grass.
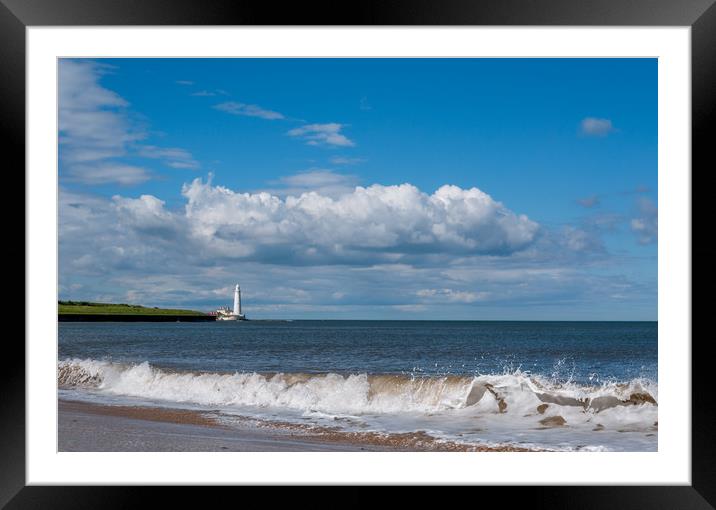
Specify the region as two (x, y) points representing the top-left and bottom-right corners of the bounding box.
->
(58, 301), (206, 316)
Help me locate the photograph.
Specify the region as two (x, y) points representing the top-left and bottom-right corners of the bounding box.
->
(2, 0), (709, 498)
(57, 57), (659, 453)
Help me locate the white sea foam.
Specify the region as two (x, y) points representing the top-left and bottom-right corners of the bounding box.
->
(58, 358), (658, 451)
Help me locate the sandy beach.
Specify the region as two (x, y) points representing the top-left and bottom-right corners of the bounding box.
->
(59, 399), (381, 451)
(58, 399), (536, 452)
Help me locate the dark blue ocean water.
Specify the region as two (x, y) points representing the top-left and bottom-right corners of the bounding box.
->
(59, 320), (657, 385)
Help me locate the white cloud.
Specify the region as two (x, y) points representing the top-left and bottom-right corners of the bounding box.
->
(560, 226), (601, 252)
(263, 170), (359, 199)
(330, 156), (365, 165)
(580, 117), (615, 136)
(416, 288), (489, 303)
(59, 60), (143, 166)
(191, 90), (217, 97)
(59, 187), (654, 319)
(287, 123), (355, 147)
(630, 198), (657, 244)
(137, 145), (199, 169)
(64, 163), (152, 185)
(60, 189), (141, 276)
(176, 80), (194, 85)
(62, 178), (539, 268)
(59, 60), (198, 184)
(214, 101), (285, 120)
(178, 178), (539, 262)
(112, 195), (176, 231)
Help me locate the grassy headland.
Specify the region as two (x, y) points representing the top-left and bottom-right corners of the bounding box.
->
(58, 301), (206, 316)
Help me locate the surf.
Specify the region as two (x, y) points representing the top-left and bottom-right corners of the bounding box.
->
(58, 358), (657, 417)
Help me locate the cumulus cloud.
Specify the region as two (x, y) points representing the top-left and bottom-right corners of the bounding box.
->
(60, 178), (539, 274)
(214, 101), (285, 120)
(59, 184), (655, 319)
(60, 187), (197, 283)
(112, 194), (181, 239)
(178, 178), (539, 262)
(580, 117), (615, 136)
(287, 123), (355, 147)
(630, 198), (657, 244)
(60, 189), (141, 276)
(59, 178), (540, 274)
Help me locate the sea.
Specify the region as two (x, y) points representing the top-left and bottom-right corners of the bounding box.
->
(58, 320), (658, 451)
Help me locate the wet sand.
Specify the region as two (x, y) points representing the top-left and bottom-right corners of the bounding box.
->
(59, 400), (384, 451)
(59, 399), (536, 452)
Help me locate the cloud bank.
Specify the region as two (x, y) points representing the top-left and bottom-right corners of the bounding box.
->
(61, 178), (539, 273)
(178, 178), (539, 262)
(59, 179), (656, 319)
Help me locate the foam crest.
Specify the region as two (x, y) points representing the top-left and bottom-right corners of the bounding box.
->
(58, 358), (657, 421)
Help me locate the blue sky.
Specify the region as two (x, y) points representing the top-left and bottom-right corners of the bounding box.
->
(58, 58), (657, 320)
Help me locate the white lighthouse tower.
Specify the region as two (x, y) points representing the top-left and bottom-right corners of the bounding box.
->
(233, 284), (242, 316)
(215, 283), (246, 320)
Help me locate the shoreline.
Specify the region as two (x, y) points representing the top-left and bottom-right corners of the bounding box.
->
(58, 399), (538, 452)
(59, 314), (216, 322)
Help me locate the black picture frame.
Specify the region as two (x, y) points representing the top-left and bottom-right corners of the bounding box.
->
(4, 0), (711, 504)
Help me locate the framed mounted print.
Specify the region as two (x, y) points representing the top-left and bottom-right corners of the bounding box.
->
(5, 0), (713, 504)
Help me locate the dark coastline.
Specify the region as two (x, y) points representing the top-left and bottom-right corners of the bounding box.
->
(58, 314), (216, 322)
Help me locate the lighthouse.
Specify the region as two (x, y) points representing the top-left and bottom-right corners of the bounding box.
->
(215, 283), (246, 320)
(233, 284), (241, 316)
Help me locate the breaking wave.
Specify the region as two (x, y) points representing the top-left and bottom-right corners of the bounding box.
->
(58, 358), (657, 418)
